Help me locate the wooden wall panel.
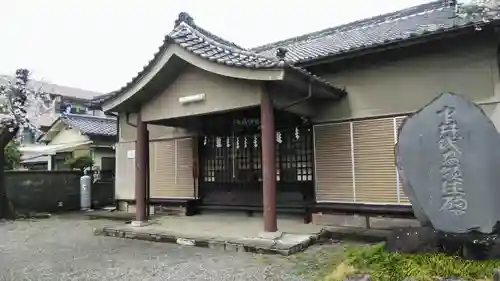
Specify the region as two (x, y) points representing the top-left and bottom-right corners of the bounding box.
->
(352, 118), (398, 203)
(314, 123), (354, 202)
(150, 138), (195, 198)
(314, 115), (410, 205)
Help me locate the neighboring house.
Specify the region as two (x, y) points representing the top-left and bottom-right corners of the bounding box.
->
(22, 114), (117, 171)
(0, 75), (106, 129)
(99, 0), (500, 221)
(0, 75), (113, 168)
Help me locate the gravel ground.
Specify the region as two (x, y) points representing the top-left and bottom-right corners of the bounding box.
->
(0, 214), (311, 281)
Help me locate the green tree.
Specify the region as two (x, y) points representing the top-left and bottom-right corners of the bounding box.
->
(4, 141), (21, 170)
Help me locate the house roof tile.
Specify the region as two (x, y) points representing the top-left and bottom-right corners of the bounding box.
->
(61, 114), (117, 137)
(106, 12), (344, 104)
(170, 17), (283, 69)
(251, 1), (496, 63)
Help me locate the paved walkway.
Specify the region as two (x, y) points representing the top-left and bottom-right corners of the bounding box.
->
(97, 214), (327, 255)
(152, 214), (324, 237)
(0, 214), (310, 281)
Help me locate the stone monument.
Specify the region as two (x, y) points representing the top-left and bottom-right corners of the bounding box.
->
(388, 92), (500, 259)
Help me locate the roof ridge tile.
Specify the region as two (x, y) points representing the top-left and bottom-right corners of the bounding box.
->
(168, 22), (281, 66)
(252, 1), (496, 64)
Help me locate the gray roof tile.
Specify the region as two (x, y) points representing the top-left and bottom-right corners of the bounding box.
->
(251, 1), (497, 63)
(169, 22), (283, 68)
(108, 12), (344, 102)
(61, 114), (117, 137)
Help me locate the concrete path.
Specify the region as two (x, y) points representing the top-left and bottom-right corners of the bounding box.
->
(0, 214), (310, 281)
(96, 214), (328, 255)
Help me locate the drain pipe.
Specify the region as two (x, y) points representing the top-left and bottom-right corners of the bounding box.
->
(105, 112), (120, 143)
(279, 81), (313, 110)
(274, 46), (314, 110)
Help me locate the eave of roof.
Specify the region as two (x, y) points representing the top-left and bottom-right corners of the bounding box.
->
(101, 13), (345, 109)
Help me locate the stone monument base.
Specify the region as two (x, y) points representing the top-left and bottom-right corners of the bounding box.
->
(385, 227), (500, 260)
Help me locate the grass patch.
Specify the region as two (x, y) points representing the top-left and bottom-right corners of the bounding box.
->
(291, 242), (500, 281)
(343, 242), (500, 281)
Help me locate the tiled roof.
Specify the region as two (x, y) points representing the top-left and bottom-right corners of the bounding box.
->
(102, 1), (499, 106)
(170, 22), (282, 68)
(108, 12), (344, 102)
(251, 1), (498, 64)
(61, 114), (117, 137)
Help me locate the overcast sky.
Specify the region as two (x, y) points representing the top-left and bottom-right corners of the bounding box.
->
(0, 0), (433, 94)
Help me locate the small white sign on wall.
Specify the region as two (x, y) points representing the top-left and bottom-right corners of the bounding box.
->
(127, 150), (135, 159)
(178, 93), (206, 105)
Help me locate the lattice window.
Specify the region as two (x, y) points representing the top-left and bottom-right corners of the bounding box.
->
(235, 136), (253, 182)
(277, 127), (313, 182)
(201, 127), (313, 184)
(203, 137), (216, 182)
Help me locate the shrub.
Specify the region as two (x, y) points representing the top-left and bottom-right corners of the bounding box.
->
(65, 155), (94, 171)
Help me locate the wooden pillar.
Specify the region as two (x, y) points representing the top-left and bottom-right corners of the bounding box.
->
(135, 111), (148, 222)
(260, 89), (277, 232)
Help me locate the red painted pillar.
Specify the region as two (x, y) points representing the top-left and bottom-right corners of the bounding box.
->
(135, 111), (148, 222)
(260, 90), (277, 232)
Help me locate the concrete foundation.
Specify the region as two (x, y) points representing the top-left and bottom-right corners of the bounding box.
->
(312, 213), (420, 229)
(95, 214), (328, 255)
(93, 213), (413, 255)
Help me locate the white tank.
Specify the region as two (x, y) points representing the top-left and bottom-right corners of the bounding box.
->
(80, 171), (92, 211)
